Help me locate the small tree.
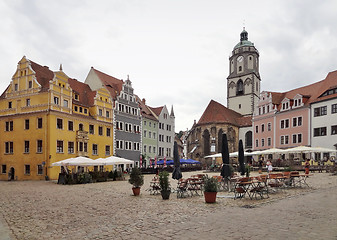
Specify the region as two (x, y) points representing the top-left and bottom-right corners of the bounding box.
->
(128, 167), (144, 188)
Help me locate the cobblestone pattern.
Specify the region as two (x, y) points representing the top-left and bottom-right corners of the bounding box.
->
(0, 172), (336, 240)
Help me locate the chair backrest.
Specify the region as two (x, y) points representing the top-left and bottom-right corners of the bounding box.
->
(239, 177), (250, 182)
(290, 171), (299, 176)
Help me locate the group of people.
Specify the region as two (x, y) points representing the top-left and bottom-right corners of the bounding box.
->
(258, 157), (311, 174)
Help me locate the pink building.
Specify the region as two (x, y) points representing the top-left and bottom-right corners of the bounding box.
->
(253, 76), (334, 151)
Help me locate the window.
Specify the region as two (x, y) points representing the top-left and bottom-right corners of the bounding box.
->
(331, 125), (337, 135)
(1, 165), (6, 174)
(57, 119), (63, 129)
(84, 143), (88, 153)
(144, 130), (147, 138)
(28, 81), (32, 88)
(84, 109), (87, 114)
(314, 127), (327, 137)
(153, 133), (156, 139)
(261, 138), (265, 147)
(37, 140), (43, 153)
(26, 99), (30, 107)
(144, 145), (147, 153)
(267, 137), (271, 146)
(105, 145), (110, 155)
(25, 119), (29, 130)
(37, 165), (43, 175)
(237, 80), (244, 95)
(14, 84), (18, 91)
(298, 134), (302, 143)
(255, 125), (258, 133)
(25, 165), (30, 175)
(57, 141), (63, 153)
(106, 111), (110, 118)
(261, 124), (265, 132)
(79, 107), (83, 113)
(74, 106), (78, 111)
(116, 140), (123, 149)
(314, 106), (327, 117)
(99, 109), (103, 116)
(37, 118), (43, 129)
(8, 101), (12, 109)
(54, 97), (59, 105)
(5, 142), (13, 154)
(98, 126), (103, 136)
(298, 117), (302, 126)
(89, 125), (94, 134)
(68, 142), (74, 153)
(268, 123), (271, 131)
(332, 104), (337, 114)
(281, 119), (289, 129)
(63, 99), (68, 108)
(280, 136), (284, 145)
(285, 135), (289, 144)
(5, 121), (13, 131)
(293, 118), (297, 127)
(68, 121), (73, 131)
(92, 144), (98, 155)
(106, 128), (111, 137)
(255, 139), (259, 148)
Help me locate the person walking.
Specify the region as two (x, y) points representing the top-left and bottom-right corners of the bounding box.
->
(258, 157), (263, 174)
(267, 160), (273, 173)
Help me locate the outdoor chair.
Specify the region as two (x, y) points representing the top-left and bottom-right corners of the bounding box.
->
(268, 173), (284, 192)
(250, 176), (269, 199)
(147, 176), (161, 195)
(176, 178), (190, 198)
(234, 177), (252, 199)
(212, 176), (227, 191)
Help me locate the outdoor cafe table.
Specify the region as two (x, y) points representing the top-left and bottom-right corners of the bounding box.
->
(290, 173), (312, 187)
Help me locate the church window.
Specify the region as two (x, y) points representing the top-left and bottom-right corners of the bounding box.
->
(239, 66), (242, 71)
(237, 80), (244, 96)
(239, 104), (241, 109)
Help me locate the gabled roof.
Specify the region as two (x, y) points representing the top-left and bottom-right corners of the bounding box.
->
(136, 96), (158, 121)
(30, 60), (54, 91)
(263, 71), (337, 110)
(149, 106), (164, 117)
(91, 67), (124, 100)
(68, 78), (95, 107)
(196, 100), (250, 127)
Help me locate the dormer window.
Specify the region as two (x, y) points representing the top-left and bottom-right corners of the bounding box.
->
(28, 81), (32, 89)
(74, 94), (79, 100)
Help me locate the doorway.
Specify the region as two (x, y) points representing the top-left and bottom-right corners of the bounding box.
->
(9, 167), (15, 180)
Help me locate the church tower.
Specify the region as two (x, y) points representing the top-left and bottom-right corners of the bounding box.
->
(227, 28), (261, 116)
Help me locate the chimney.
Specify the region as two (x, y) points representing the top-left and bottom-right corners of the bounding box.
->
(142, 98), (146, 104)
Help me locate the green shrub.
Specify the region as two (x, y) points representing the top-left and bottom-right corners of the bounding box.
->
(203, 175), (218, 192)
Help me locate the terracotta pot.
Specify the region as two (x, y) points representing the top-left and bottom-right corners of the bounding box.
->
(204, 191), (217, 203)
(132, 187), (141, 196)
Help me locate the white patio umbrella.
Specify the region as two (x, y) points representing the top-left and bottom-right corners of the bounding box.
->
(310, 147), (336, 153)
(205, 152), (254, 158)
(51, 156), (97, 166)
(252, 148), (287, 155)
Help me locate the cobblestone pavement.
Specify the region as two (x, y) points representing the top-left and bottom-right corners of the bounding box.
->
(0, 172), (336, 240)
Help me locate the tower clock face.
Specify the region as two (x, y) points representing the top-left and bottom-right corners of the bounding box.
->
(237, 56), (243, 62)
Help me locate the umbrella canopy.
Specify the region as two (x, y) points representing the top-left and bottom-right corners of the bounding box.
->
(51, 156), (98, 166)
(252, 148), (287, 155)
(180, 159), (201, 164)
(238, 139), (245, 176)
(103, 156), (134, 165)
(205, 152), (254, 158)
(172, 141), (182, 180)
(220, 133), (230, 179)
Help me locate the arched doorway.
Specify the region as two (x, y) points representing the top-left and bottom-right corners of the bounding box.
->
(9, 167), (15, 180)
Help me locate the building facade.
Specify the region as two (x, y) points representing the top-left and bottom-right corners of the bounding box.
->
(149, 105), (175, 160)
(0, 57), (114, 180)
(137, 97), (158, 166)
(85, 68), (142, 163)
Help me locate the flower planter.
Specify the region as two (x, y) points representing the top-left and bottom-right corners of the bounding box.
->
(132, 187), (141, 196)
(204, 192), (217, 203)
(161, 190), (171, 200)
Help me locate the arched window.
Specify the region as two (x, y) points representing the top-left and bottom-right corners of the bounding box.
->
(237, 80), (244, 96)
(203, 129), (210, 156)
(245, 131), (252, 148)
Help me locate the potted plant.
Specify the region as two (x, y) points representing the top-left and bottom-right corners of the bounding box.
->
(159, 171), (171, 200)
(203, 175), (218, 203)
(128, 167), (144, 196)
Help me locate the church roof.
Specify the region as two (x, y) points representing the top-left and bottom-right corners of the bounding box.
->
(196, 100), (251, 127)
(233, 28), (254, 50)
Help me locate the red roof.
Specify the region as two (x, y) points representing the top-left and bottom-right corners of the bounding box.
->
(30, 61), (54, 91)
(68, 78), (95, 107)
(136, 96), (158, 121)
(92, 68), (124, 100)
(197, 100), (250, 127)
(149, 106), (164, 116)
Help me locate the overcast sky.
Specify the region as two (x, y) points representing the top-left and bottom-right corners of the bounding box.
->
(1, 0), (337, 132)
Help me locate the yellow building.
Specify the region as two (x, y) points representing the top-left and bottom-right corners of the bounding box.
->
(0, 56), (114, 180)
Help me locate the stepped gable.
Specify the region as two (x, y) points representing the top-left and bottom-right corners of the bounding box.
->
(197, 100), (244, 127)
(92, 68), (124, 100)
(68, 78), (95, 107)
(149, 106), (164, 117)
(30, 60), (54, 91)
